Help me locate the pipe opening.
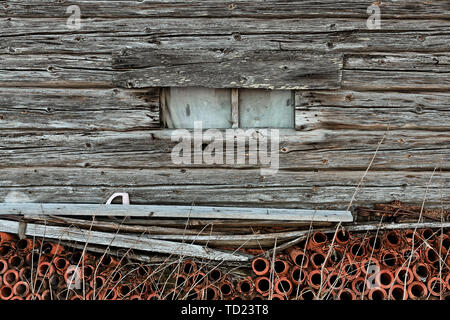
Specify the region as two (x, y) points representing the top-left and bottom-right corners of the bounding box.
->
(206, 287), (217, 300)
(277, 280), (291, 293)
(84, 266), (94, 278)
(380, 272), (393, 286)
(371, 289), (385, 300)
(5, 271), (17, 284)
(1, 286), (12, 298)
(104, 289), (116, 299)
(313, 232), (327, 244)
(330, 249), (344, 263)
(336, 230), (350, 243)
(339, 291), (353, 300)
(209, 269), (222, 282)
(240, 281), (251, 293)
(351, 243), (364, 256)
(415, 265), (429, 279)
(300, 290), (315, 300)
(253, 259), (268, 273)
(55, 258), (67, 269)
(386, 232), (400, 245)
(426, 249), (438, 263)
(310, 273), (322, 286)
(312, 253), (325, 267)
(94, 276), (104, 288)
(295, 254), (307, 266)
(176, 275), (187, 287)
(410, 283), (425, 297)
(112, 272), (121, 282)
(274, 260), (286, 274)
(101, 255), (113, 266)
(257, 278), (270, 292)
(138, 265), (150, 276)
(0, 259), (7, 273)
(422, 229), (433, 240)
(120, 285), (131, 296)
(220, 283), (232, 295)
(430, 280), (444, 294)
(42, 243), (53, 255)
(353, 279), (365, 293)
(16, 239), (29, 251)
(368, 236), (381, 251)
(292, 268), (305, 283)
(398, 270), (409, 284)
(329, 274), (342, 288)
(0, 246), (11, 256)
(345, 264), (357, 276)
(15, 283), (27, 296)
(382, 253), (396, 267)
(183, 262), (195, 274)
(391, 287), (405, 300)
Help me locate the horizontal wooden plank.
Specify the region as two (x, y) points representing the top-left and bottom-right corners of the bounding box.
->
(2, 32), (449, 55)
(0, 129), (449, 171)
(295, 90), (450, 130)
(113, 49), (342, 89)
(3, 1), (449, 18)
(0, 87), (160, 130)
(0, 203), (352, 222)
(0, 219), (251, 261)
(0, 169), (448, 209)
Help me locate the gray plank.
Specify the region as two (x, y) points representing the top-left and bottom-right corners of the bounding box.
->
(0, 203), (352, 222)
(3, 1), (449, 18)
(0, 87), (160, 130)
(113, 49), (343, 89)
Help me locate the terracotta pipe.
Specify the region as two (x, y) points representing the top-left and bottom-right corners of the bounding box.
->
(173, 273), (190, 289)
(445, 273), (450, 290)
(310, 252), (328, 269)
(274, 277), (293, 296)
(0, 258), (8, 274)
(270, 294), (285, 300)
(19, 266), (32, 281)
(408, 281), (428, 300)
(404, 229), (421, 246)
(423, 247), (440, 265)
(254, 276), (272, 296)
(218, 280), (234, 298)
(10, 296), (24, 300)
(342, 262), (361, 281)
(83, 264), (95, 280)
(400, 248), (420, 265)
(208, 268), (223, 283)
(37, 261), (55, 278)
(289, 265), (307, 286)
(0, 245), (13, 259)
(434, 234), (449, 256)
(287, 247), (309, 268)
(328, 247), (346, 265)
(86, 290), (95, 300)
(25, 293), (42, 300)
(251, 257), (270, 276)
(0, 285), (14, 300)
(137, 265), (151, 278)
(71, 294), (83, 300)
(90, 275), (107, 291)
(12, 280), (30, 297)
(307, 231), (328, 251)
(360, 257), (380, 276)
(348, 241), (366, 260)
(307, 269), (327, 290)
(53, 256), (69, 275)
(191, 271), (208, 288)
(382, 230), (403, 249)
(147, 293), (161, 300)
(8, 254), (24, 269)
(351, 277), (370, 296)
(375, 269), (395, 290)
(48, 274), (64, 288)
(249, 293), (264, 301)
(412, 263), (431, 282)
(366, 235), (381, 253)
(41, 289), (52, 300)
(0, 232), (16, 244)
(3, 269), (19, 287)
(395, 266), (414, 285)
(25, 252), (45, 266)
(299, 288), (316, 300)
(198, 286), (219, 300)
(129, 295), (142, 300)
(15, 238), (34, 253)
(427, 277), (446, 297)
(335, 228), (351, 245)
(99, 254), (119, 269)
(110, 270), (122, 283)
(420, 228), (434, 242)
(388, 284), (408, 300)
(181, 259), (198, 276)
(101, 287), (119, 300)
(41, 242), (64, 256)
(336, 288), (357, 300)
(368, 287), (387, 300)
(236, 277), (254, 296)
(273, 258), (290, 277)
(118, 284), (132, 298)
(327, 272), (345, 291)
(380, 250), (398, 268)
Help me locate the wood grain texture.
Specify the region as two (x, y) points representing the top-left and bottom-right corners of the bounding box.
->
(2, 1), (449, 18)
(113, 49), (343, 89)
(0, 87), (160, 130)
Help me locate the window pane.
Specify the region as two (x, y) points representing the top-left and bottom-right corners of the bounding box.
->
(164, 87), (232, 128)
(239, 89), (294, 128)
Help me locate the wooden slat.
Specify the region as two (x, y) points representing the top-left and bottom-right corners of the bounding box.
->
(295, 90), (450, 130)
(0, 88), (160, 130)
(3, 1), (449, 18)
(0, 168), (448, 208)
(0, 203), (352, 222)
(113, 49), (343, 89)
(0, 219), (251, 261)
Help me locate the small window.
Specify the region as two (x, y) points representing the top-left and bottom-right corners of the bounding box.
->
(162, 87), (294, 129)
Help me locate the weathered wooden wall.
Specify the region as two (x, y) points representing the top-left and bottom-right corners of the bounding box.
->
(1, 1), (449, 213)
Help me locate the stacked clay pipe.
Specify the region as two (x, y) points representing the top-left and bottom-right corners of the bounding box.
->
(0, 229), (448, 300)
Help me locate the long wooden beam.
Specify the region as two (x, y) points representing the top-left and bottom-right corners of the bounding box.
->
(0, 203), (353, 222)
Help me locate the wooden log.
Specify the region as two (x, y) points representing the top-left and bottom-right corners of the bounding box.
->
(113, 49), (342, 89)
(0, 219), (251, 261)
(0, 203), (353, 222)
